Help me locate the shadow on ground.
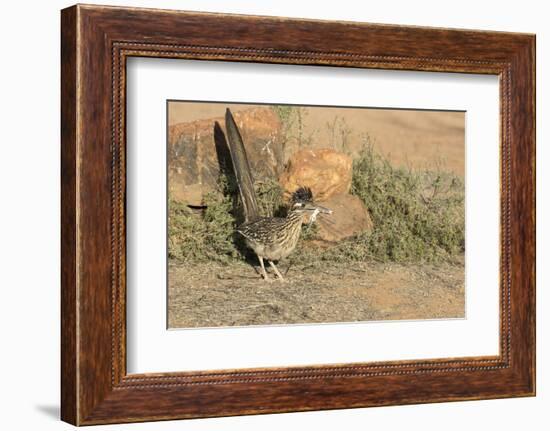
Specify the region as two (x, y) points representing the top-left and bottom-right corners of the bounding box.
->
(35, 404), (59, 421)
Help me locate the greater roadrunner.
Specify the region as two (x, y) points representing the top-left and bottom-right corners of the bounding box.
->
(224, 108), (332, 282)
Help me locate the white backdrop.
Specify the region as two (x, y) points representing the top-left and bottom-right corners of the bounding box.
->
(126, 59), (500, 373)
(0, 1), (546, 430)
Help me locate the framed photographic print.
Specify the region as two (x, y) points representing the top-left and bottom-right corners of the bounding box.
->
(61, 4), (535, 425)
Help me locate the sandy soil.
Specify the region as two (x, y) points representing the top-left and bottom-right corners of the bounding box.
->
(168, 102), (465, 176)
(168, 259), (465, 328)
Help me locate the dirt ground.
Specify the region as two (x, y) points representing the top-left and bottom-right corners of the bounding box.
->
(168, 258), (465, 328)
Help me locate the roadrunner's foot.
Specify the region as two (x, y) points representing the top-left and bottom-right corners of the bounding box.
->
(257, 255), (273, 282)
(268, 260), (285, 282)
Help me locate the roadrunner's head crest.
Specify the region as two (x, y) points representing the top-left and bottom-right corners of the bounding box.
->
(291, 186), (314, 204)
(290, 186), (332, 222)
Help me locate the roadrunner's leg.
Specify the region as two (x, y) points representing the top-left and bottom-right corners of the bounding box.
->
(257, 255), (271, 281)
(268, 260), (285, 282)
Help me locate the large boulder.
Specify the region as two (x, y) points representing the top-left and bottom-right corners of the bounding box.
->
(169, 107), (283, 205)
(314, 193), (373, 243)
(279, 148), (352, 201)
(279, 148), (372, 243)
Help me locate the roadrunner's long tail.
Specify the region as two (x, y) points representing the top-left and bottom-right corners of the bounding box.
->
(225, 108), (259, 222)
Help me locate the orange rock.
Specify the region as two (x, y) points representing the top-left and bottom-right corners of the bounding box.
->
(314, 193), (373, 243)
(168, 107), (283, 205)
(279, 149), (352, 201)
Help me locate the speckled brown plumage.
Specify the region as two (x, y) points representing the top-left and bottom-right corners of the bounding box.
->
(237, 186), (331, 281)
(237, 188), (332, 280)
(238, 211), (304, 262)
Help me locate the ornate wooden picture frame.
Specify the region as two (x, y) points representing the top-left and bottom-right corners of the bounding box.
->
(61, 4), (535, 425)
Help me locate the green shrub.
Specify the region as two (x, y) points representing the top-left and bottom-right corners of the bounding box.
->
(168, 190), (240, 264)
(255, 178), (285, 218)
(344, 144), (465, 263)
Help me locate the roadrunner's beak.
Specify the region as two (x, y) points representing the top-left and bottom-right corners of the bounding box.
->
(315, 205), (332, 215)
(305, 204), (332, 225)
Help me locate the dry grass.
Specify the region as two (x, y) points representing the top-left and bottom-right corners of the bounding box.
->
(333, 143), (465, 263)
